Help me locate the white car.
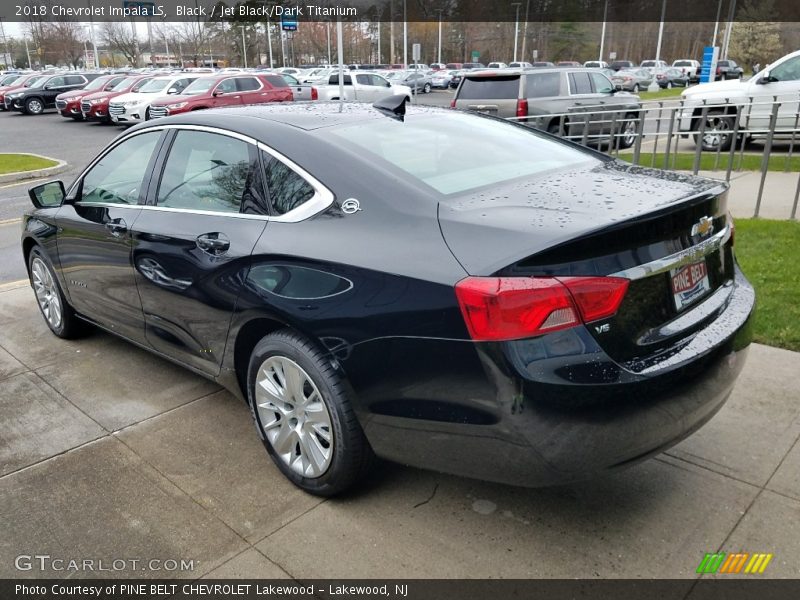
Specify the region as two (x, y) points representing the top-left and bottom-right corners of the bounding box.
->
(109, 74), (198, 124)
(584, 60), (610, 69)
(487, 62), (509, 69)
(508, 62), (533, 68)
(313, 71), (411, 102)
(679, 49), (800, 150)
(672, 59), (701, 83)
(640, 59), (668, 73)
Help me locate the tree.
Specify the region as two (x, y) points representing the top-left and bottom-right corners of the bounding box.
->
(728, 1), (782, 70)
(100, 21), (140, 67)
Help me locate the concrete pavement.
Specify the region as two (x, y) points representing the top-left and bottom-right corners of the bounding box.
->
(1, 282), (799, 579)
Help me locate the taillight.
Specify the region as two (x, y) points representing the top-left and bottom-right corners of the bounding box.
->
(516, 98), (528, 118)
(454, 276), (629, 342)
(450, 98), (456, 108)
(311, 87), (318, 100)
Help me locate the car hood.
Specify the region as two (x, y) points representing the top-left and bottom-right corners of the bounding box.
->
(111, 91), (156, 103)
(151, 93), (199, 106)
(437, 158), (724, 275)
(681, 78), (748, 99)
(82, 90), (117, 101)
(56, 90), (85, 101)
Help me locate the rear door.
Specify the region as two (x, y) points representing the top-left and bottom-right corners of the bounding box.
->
(131, 128), (268, 375)
(55, 130), (166, 343)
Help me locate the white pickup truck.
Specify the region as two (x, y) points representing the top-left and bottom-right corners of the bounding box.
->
(313, 72), (412, 102)
(679, 49), (800, 151)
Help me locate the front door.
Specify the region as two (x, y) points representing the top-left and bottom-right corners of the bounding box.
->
(55, 130), (165, 343)
(131, 129), (268, 375)
(747, 55), (800, 130)
(210, 77), (242, 108)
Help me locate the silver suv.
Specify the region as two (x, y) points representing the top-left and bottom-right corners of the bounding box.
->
(452, 68), (642, 147)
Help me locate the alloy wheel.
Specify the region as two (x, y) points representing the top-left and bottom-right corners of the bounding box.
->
(701, 116), (732, 149)
(255, 356), (333, 478)
(27, 99), (43, 114)
(31, 257), (62, 330)
(621, 119), (637, 147)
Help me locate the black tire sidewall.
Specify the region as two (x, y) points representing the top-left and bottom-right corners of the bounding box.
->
(246, 331), (365, 496)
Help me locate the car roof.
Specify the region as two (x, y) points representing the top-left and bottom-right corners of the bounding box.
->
(128, 101), (451, 134)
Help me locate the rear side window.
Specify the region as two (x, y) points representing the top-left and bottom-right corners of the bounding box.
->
(458, 75), (520, 100)
(157, 131), (252, 213)
(525, 73), (561, 98)
(568, 72), (592, 94)
(261, 151), (315, 216)
(65, 75), (85, 86)
(263, 75), (288, 88)
(236, 77), (261, 91)
(329, 74), (352, 86)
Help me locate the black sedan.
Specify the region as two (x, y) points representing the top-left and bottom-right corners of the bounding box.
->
(21, 99), (754, 496)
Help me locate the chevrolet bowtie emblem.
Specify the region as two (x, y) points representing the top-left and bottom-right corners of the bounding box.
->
(691, 216), (714, 237)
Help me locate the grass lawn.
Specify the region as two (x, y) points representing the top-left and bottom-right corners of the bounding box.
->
(0, 153), (58, 175)
(735, 218), (800, 352)
(637, 87), (685, 101)
(618, 152), (800, 172)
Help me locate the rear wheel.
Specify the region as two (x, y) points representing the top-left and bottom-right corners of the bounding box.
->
(617, 114), (638, 149)
(694, 110), (735, 151)
(632, 83), (640, 92)
(25, 97), (44, 115)
(28, 247), (87, 339)
(423, 83), (431, 93)
(247, 330), (374, 496)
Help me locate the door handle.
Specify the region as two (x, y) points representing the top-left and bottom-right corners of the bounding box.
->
(105, 218), (127, 237)
(196, 232), (230, 256)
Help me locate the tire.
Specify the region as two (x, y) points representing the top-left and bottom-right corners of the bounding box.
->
(617, 113), (638, 149)
(667, 81), (673, 89)
(25, 97), (44, 115)
(28, 247), (87, 339)
(423, 83), (431, 93)
(694, 110), (735, 151)
(632, 83), (640, 92)
(247, 329), (374, 496)
(547, 121), (562, 136)
(144, 107), (151, 121)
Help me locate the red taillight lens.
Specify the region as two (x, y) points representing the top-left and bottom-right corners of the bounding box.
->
(450, 98), (456, 108)
(454, 276), (629, 342)
(516, 98), (528, 118)
(311, 87), (318, 100)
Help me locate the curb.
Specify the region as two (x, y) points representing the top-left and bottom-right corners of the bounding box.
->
(0, 154), (69, 185)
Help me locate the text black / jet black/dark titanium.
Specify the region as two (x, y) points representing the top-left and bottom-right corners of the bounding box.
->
(21, 100), (754, 496)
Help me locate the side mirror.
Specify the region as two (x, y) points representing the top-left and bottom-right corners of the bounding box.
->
(167, 87), (178, 94)
(757, 71), (773, 84)
(212, 89), (221, 96)
(29, 181), (65, 209)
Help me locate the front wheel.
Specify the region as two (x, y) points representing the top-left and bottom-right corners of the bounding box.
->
(617, 114), (638, 149)
(28, 247), (87, 339)
(247, 330), (374, 496)
(423, 83), (431, 93)
(25, 97), (44, 115)
(632, 83), (640, 92)
(694, 110), (735, 151)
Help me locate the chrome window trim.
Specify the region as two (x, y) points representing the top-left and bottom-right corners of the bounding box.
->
(68, 123), (334, 222)
(610, 225), (731, 281)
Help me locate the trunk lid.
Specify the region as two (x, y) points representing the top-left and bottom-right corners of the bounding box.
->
(438, 159), (732, 365)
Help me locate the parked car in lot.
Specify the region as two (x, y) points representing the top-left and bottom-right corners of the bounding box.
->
(557, 61), (582, 67)
(449, 70), (465, 89)
(640, 59), (669, 72)
(8, 73), (100, 115)
(431, 70), (457, 89)
(313, 72), (411, 102)
(109, 74), (199, 125)
(445, 62), (463, 70)
(280, 73), (317, 101)
(654, 67), (689, 88)
(611, 68), (653, 92)
(462, 62), (486, 70)
(385, 70), (432, 93)
(610, 60), (636, 71)
(532, 61), (556, 68)
(21, 101), (754, 495)
(673, 59), (701, 83)
(0, 73), (24, 88)
(452, 67), (641, 147)
(487, 62), (509, 69)
(56, 74), (126, 120)
(508, 61), (533, 68)
(0, 73), (46, 110)
(80, 75), (154, 123)
(584, 60), (609, 68)
(680, 49), (800, 150)
(715, 60), (744, 80)
(148, 73), (292, 118)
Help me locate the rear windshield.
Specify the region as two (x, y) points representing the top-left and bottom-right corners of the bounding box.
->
(673, 61), (692, 66)
(459, 75), (520, 100)
(328, 112), (595, 195)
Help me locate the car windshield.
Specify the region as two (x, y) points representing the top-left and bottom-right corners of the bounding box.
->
(138, 79), (171, 93)
(82, 77), (107, 91)
(111, 76), (136, 91)
(182, 77), (217, 95)
(1, 74), (21, 85)
(329, 112), (595, 195)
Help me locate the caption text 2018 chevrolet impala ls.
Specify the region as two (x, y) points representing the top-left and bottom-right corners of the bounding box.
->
(21, 99), (754, 496)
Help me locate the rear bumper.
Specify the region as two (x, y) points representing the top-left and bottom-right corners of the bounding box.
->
(343, 266), (754, 486)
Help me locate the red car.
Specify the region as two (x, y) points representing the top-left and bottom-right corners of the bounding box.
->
(80, 75), (153, 123)
(0, 73), (47, 110)
(148, 73), (292, 119)
(56, 74), (127, 120)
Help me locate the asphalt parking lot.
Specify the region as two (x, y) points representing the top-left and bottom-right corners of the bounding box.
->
(1, 96), (800, 581)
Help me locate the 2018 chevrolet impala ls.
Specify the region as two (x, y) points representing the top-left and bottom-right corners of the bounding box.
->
(21, 98), (754, 496)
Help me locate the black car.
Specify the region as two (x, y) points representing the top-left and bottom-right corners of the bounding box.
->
(716, 60), (744, 80)
(610, 60), (636, 71)
(21, 100), (754, 496)
(8, 73), (100, 114)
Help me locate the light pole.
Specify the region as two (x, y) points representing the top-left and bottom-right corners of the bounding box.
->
(648, 0), (667, 92)
(520, 0), (530, 63)
(721, 0), (737, 60)
(24, 37), (32, 69)
(265, 22), (273, 68)
(239, 25), (248, 68)
(511, 2), (521, 63)
(712, 0), (723, 47)
(164, 33), (171, 67)
(599, 0), (608, 63)
(88, 0), (99, 68)
(403, 0), (407, 68)
(436, 9), (443, 64)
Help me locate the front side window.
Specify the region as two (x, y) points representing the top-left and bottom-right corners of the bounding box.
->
(80, 132), (162, 205)
(589, 72), (614, 93)
(157, 131), (251, 213)
(262, 151), (315, 215)
(770, 56), (800, 81)
(215, 78), (237, 94)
